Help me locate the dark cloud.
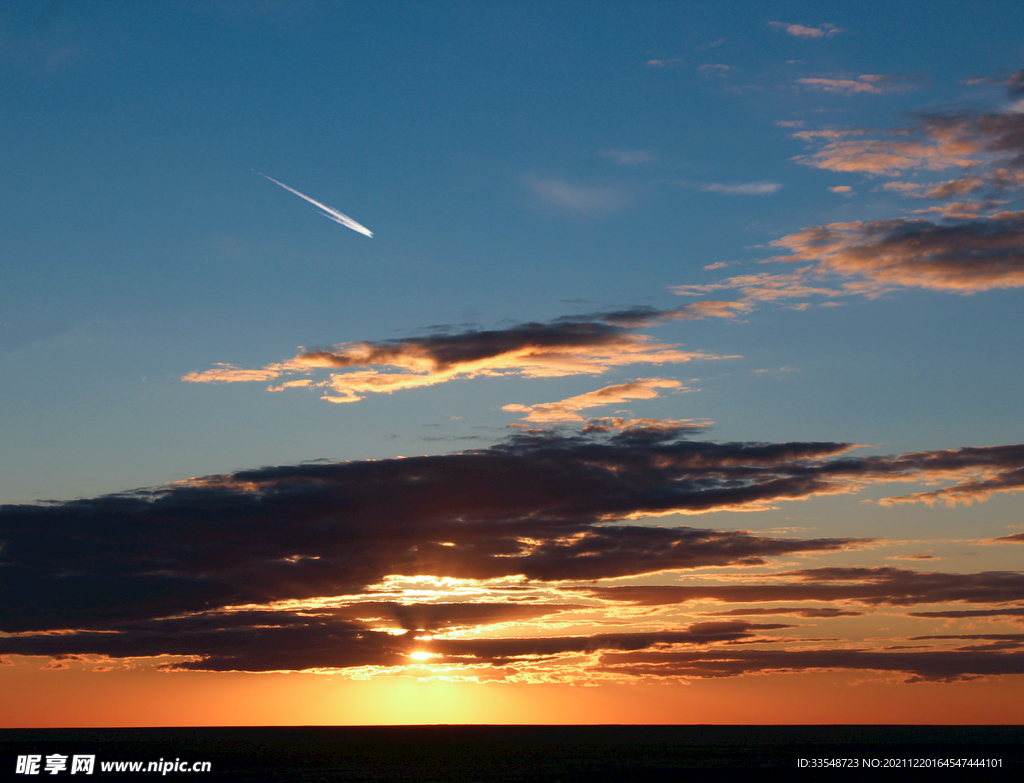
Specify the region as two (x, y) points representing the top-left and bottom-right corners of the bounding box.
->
(698, 607), (863, 618)
(0, 610), (409, 673)
(908, 608), (1024, 620)
(182, 306), (745, 402)
(793, 106), (1024, 177)
(338, 601), (584, 633)
(770, 212), (1024, 294)
(596, 647), (1024, 683)
(1008, 70), (1024, 97)
(426, 621), (790, 664)
(992, 532), (1024, 543)
(0, 613), (788, 674)
(0, 423), (873, 635)
(0, 603), (585, 672)
(581, 566), (1024, 608)
(910, 633), (1024, 645)
(5, 425), (1023, 672)
(919, 111), (1024, 168)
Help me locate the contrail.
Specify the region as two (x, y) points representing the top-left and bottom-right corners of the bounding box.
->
(255, 171), (373, 238)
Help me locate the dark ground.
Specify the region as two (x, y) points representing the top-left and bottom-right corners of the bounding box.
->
(2, 725), (1021, 781)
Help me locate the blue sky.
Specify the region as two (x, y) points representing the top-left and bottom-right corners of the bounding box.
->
(2, 1), (1024, 723)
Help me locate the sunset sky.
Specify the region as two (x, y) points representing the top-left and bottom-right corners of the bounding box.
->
(2, 0), (1024, 726)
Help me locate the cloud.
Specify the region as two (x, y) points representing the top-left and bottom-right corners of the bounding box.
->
(646, 58), (682, 68)
(795, 74), (921, 95)
(581, 566), (1024, 608)
(883, 177), (987, 199)
(523, 176), (633, 214)
(5, 425), (1024, 636)
(698, 607), (863, 618)
(874, 444), (1024, 506)
(0, 423), (893, 637)
(183, 308), (746, 403)
(0, 603), (592, 673)
(600, 150), (656, 165)
(670, 101), (1024, 311)
(1007, 70), (1024, 98)
(907, 200), (1010, 220)
(961, 69), (1024, 99)
(908, 608), (1024, 620)
(768, 22), (842, 39)
(596, 646), (1024, 683)
(791, 129), (867, 141)
(675, 209), (1024, 308)
(6, 422), (1024, 673)
(793, 108), (1024, 176)
(0, 615), (787, 673)
(502, 378), (690, 423)
(993, 532), (1024, 544)
(673, 269), (844, 304)
(692, 182), (783, 196)
(769, 213), (1024, 294)
(793, 139), (973, 175)
(698, 64), (734, 77)
(424, 621), (789, 664)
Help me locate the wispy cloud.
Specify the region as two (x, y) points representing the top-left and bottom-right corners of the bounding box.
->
(583, 566), (1024, 608)
(691, 181), (783, 196)
(768, 212), (1024, 294)
(523, 176), (633, 213)
(697, 64), (735, 77)
(792, 108), (1024, 176)
(698, 38), (726, 51)
(596, 645), (1024, 683)
(793, 139), (971, 175)
(796, 74), (921, 95)
(183, 307), (747, 403)
(646, 58), (683, 68)
(600, 150), (656, 165)
(769, 22), (843, 39)
(882, 177), (987, 199)
(674, 209), (1024, 311)
(669, 98), (1024, 311)
(792, 129), (867, 140)
(256, 172), (373, 237)
(502, 378), (689, 422)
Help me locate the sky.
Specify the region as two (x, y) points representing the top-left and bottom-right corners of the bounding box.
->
(2, 0), (1024, 726)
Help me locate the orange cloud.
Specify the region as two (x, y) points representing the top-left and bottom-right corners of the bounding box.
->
(768, 21), (842, 38)
(792, 129), (867, 140)
(796, 74), (920, 95)
(907, 200), (1009, 220)
(769, 212), (1024, 293)
(184, 311), (739, 403)
(502, 378), (689, 423)
(793, 109), (1024, 177)
(182, 363), (294, 383)
(673, 269), (843, 303)
(793, 139), (974, 175)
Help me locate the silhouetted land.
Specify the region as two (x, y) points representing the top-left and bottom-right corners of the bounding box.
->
(3, 725), (1022, 781)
